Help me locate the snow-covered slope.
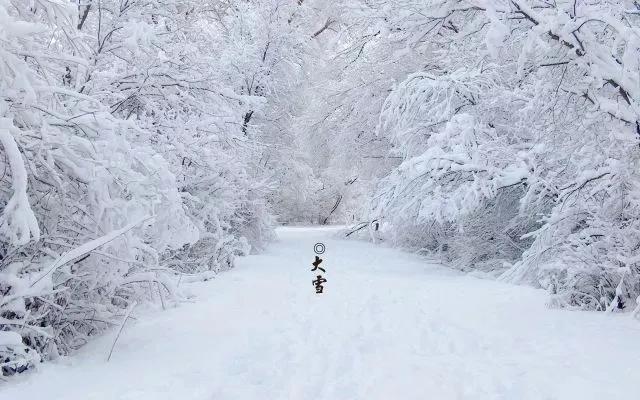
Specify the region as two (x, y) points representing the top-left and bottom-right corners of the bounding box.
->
(3, 227), (639, 399)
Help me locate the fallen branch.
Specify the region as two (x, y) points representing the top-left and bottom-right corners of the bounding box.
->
(30, 216), (154, 288)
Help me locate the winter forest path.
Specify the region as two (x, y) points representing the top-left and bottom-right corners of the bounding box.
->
(4, 227), (640, 400)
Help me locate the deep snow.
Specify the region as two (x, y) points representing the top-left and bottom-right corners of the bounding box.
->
(2, 227), (640, 399)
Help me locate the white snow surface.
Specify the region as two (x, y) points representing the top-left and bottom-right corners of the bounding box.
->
(3, 227), (639, 400)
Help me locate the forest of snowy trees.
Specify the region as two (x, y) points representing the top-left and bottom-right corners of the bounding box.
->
(1, 0), (639, 376)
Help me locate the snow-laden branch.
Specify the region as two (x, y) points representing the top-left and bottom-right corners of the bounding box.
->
(29, 216), (154, 288)
(0, 119), (40, 245)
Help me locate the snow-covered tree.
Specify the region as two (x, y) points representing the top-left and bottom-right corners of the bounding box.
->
(0, 0), (200, 374)
(315, 0), (640, 311)
(1, 0), (312, 375)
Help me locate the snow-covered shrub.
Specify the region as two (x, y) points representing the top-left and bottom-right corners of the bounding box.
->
(75, 0), (277, 263)
(505, 135), (640, 311)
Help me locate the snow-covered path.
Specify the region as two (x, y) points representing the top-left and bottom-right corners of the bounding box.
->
(3, 227), (640, 400)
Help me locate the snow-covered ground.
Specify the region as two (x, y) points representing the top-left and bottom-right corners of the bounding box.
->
(3, 227), (639, 400)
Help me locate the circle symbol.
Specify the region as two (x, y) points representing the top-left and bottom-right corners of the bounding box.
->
(314, 243), (326, 255)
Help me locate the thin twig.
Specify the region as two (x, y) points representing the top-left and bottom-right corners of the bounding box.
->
(107, 301), (137, 362)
